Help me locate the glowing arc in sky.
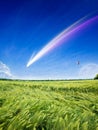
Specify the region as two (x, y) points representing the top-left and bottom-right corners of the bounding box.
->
(27, 15), (98, 67)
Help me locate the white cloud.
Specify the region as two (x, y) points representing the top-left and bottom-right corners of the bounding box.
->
(79, 63), (98, 79)
(0, 61), (13, 79)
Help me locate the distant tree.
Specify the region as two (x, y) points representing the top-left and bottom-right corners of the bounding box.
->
(94, 74), (98, 80)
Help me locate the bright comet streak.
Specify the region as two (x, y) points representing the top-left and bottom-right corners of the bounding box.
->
(27, 15), (98, 67)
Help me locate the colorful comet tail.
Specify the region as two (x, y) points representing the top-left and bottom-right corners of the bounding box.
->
(27, 15), (98, 67)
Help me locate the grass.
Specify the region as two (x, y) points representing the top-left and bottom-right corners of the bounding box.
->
(0, 80), (98, 130)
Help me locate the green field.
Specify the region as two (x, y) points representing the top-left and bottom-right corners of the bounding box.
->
(0, 80), (98, 130)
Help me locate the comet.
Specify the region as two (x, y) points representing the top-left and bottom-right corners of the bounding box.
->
(27, 15), (98, 67)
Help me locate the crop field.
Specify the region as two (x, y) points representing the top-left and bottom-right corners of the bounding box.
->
(0, 80), (98, 130)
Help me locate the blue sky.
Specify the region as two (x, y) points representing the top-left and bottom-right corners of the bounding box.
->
(0, 0), (98, 79)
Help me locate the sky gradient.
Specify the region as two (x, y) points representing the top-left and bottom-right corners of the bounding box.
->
(0, 0), (98, 79)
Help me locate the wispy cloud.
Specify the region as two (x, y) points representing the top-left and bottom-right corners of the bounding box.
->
(78, 63), (98, 79)
(0, 61), (13, 79)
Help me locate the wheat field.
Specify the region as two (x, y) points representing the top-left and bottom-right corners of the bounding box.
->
(0, 80), (98, 130)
